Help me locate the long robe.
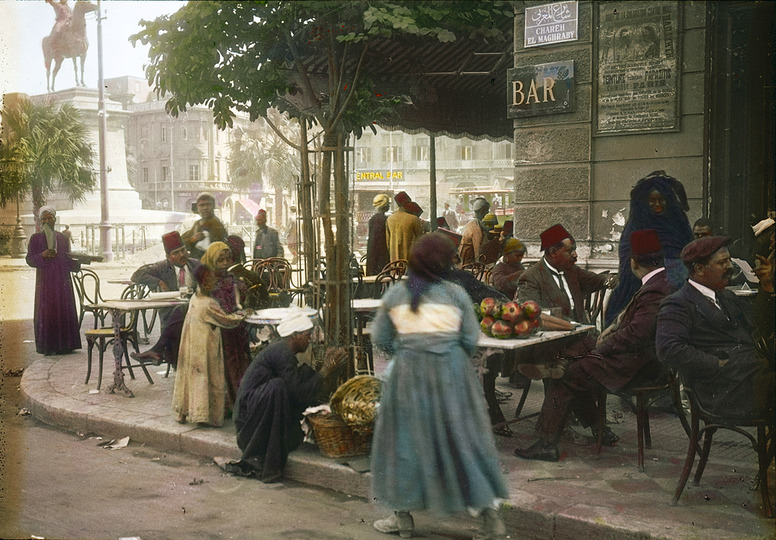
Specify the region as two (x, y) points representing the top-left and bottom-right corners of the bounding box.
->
(233, 341), (322, 482)
(211, 274), (251, 409)
(370, 280), (509, 514)
(172, 293), (244, 426)
(385, 208), (422, 262)
(26, 230), (81, 355)
(366, 211), (389, 275)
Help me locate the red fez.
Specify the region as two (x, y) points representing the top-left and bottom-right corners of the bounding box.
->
(502, 220), (514, 235)
(540, 224), (572, 251)
(630, 229), (662, 255)
(437, 217), (447, 227)
(406, 201), (422, 216)
(256, 209), (266, 219)
(394, 191), (412, 208)
(162, 231), (184, 254)
(680, 236), (732, 264)
(436, 227), (462, 247)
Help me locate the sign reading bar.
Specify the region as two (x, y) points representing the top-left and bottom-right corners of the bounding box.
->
(507, 60), (574, 118)
(356, 171), (403, 181)
(525, 1), (578, 48)
(596, 1), (681, 134)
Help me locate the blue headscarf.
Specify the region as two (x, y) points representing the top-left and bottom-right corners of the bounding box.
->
(606, 171), (694, 325)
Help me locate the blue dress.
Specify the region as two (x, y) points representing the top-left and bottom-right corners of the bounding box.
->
(370, 280), (509, 514)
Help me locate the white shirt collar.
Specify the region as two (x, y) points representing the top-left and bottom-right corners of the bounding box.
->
(688, 278), (718, 303)
(641, 267), (665, 285)
(543, 258), (563, 274)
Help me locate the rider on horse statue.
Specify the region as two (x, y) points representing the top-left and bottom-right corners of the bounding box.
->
(47, 0), (72, 50)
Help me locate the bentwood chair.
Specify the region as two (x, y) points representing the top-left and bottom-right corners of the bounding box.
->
(83, 285), (153, 390)
(671, 382), (774, 517)
(583, 270), (610, 329)
(462, 261), (487, 282)
(71, 268), (108, 329)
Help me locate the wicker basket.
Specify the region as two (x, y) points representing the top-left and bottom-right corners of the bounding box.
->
(330, 375), (381, 431)
(307, 411), (372, 458)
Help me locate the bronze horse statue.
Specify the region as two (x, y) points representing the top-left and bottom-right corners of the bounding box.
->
(42, 0), (98, 93)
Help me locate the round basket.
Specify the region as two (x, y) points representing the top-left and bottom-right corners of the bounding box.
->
(307, 412), (372, 458)
(330, 375), (381, 432)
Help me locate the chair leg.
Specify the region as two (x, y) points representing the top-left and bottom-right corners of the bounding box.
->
(635, 392), (646, 472)
(595, 390), (606, 456)
(692, 427), (716, 486)
(124, 338), (153, 385)
(671, 406), (700, 506)
(85, 337), (96, 384)
(96, 338), (105, 390)
(756, 425), (774, 518)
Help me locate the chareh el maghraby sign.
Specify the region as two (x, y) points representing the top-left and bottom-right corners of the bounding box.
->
(524, 1), (579, 48)
(507, 60), (575, 118)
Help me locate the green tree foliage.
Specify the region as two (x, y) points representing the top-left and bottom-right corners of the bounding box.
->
(132, 0), (512, 346)
(0, 97), (95, 226)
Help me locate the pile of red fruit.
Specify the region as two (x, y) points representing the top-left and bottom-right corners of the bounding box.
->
(477, 298), (542, 339)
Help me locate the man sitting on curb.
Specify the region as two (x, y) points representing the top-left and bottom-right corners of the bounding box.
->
(130, 231), (201, 367)
(515, 229), (674, 462)
(657, 236), (774, 421)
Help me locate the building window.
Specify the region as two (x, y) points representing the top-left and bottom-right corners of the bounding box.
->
(494, 143), (512, 160)
(461, 145), (472, 160)
(162, 166), (169, 182)
(140, 124), (149, 140)
(382, 145), (402, 163)
(161, 126), (166, 142)
(189, 164), (200, 182)
(413, 145), (428, 161)
(215, 160), (221, 179)
(142, 167), (149, 183)
(356, 147), (372, 165)
(182, 127), (188, 140)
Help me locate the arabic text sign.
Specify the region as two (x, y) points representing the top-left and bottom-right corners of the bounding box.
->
(525, 1), (579, 48)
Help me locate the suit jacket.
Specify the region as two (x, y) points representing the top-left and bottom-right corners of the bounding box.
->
(657, 282), (771, 418)
(586, 269), (674, 391)
(517, 257), (606, 323)
(253, 226), (283, 259)
(131, 258), (201, 292)
(182, 217), (229, 259)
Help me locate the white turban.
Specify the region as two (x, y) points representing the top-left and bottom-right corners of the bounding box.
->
(39, 205), (56, 218)
(277, 311), (314, 337)
(752, 218), (775, 237)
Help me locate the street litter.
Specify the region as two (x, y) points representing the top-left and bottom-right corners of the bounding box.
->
(17, 408), (31, 416)
(97, 436), (130, 449)
(189, 478), (206, 485)
(89, 389), (100, 394)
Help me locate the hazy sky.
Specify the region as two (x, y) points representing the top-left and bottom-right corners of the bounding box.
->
(0, 0), (187, 97)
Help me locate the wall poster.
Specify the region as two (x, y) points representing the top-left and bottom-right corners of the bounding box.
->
(596, 1), (681, 134)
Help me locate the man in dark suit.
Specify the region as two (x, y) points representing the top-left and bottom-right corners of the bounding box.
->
(182, 192), (229, 259)
(130, 231), (201, 367)
(515, 224), (617, 379)
(657, 236), (774, 420)
(515, 230), (674, 461)
(253, 209), (284, 260)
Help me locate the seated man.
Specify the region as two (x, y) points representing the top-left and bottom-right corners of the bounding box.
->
(130, 231), (201, 367)
(230, 313), (346, 482)
(516, 224), (618, 376)
(515, 230), (674, 461)
(657, 236), (774, 420)
(490, 238), (526, 300)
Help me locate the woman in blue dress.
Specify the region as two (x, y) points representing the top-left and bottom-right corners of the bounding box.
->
(370, 232), (509, 540)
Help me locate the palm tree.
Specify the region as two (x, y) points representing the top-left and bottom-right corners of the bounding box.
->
(0, 96), (95, 228)
(228, 109), (301, 226)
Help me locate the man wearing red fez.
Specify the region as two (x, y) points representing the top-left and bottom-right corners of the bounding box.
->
(657, 236), (774, 421)
(253, 209), (284, 260)
(130, 231), (202, 366)
(516, 229), (676, 462)
(182, 192), (229, 259)
(386, 192), (422, 262)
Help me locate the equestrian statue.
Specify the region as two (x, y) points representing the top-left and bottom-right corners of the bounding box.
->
(42, 0), (98, 93)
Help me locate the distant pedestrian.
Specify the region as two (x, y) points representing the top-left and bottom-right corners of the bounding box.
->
(25, 206), (81, 356)
(61, 224), (72, 247)
(442, 202), (458, 231)
(253, 209), (283, 260)
(367, 194), (390, 275)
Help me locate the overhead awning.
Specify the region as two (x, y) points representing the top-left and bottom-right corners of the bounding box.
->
(235, 198), (260, 218)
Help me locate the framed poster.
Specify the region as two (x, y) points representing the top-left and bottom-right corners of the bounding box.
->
(596, 1), (681, 134)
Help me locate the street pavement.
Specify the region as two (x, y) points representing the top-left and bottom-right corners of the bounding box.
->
(2, 255), (775, 539)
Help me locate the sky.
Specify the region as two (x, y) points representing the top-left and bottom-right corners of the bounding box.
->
(0, 0), (188, 97)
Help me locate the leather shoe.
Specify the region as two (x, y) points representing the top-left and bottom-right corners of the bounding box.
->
(374, 511), (414, 538)
(131, 350), (162, 366)
(592, 426), (620, 446)
(513, 439), (560, 462)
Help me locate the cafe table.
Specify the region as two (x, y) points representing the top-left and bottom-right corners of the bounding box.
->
(89, 294), (189, 397)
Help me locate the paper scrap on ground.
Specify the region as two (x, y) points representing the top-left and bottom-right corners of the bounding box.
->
(98, 436), (130, 449)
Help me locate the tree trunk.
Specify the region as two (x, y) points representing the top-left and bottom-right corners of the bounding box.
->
(299, 122), (316, 285)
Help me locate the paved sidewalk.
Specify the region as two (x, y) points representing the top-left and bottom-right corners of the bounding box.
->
(19, 343), (775, 540)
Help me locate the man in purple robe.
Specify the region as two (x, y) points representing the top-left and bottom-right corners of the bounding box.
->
(25, 206), (81, 355)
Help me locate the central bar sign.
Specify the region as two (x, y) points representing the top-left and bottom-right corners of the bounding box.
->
(507, 60), (574, 118)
